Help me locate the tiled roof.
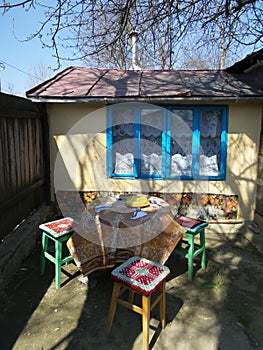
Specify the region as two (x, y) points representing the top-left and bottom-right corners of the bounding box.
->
(26, 66), (263, 101)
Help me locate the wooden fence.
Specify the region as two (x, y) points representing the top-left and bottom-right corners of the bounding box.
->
(0, 93), (50, 242)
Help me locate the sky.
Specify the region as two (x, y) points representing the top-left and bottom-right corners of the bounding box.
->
(0, 4), (258, 98)
(0, 6), (82, 97)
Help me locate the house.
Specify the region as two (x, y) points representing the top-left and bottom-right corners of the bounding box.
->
(26, 51), (263, 223)
(226, 49), (263, 226)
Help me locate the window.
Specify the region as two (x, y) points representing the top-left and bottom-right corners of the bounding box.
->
(106, 104), (228, 180)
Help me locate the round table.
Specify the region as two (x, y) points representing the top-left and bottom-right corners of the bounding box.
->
(67, 195), (186, 276)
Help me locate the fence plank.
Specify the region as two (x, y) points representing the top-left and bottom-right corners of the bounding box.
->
(14, 118), (21, 190)
(2, 118), (11, 196)
(19, 119), (26, 189)
(0, 130), (4, 198)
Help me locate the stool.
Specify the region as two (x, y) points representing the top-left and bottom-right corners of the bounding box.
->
(106, 256), (170, 350)
(173, 216), (208, 281)
(39, 217), (75, 289)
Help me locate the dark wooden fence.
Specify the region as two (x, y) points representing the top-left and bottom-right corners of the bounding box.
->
(0, 92), (50, 242)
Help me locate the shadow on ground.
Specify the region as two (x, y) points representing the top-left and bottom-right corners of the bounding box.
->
(0, 222), (263, 350)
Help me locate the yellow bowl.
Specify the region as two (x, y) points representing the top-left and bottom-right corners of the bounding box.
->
(125, 196), (150, 208)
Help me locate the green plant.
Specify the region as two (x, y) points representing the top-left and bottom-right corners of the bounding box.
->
(200, 268), (225, 290)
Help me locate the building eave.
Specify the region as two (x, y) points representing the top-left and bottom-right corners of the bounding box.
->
(27, 95), (263, 104)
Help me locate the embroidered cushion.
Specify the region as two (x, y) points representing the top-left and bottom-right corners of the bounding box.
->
(39, 217), (75, 237)
(174, 216), (208, 233)
(111, 256), (170, 296)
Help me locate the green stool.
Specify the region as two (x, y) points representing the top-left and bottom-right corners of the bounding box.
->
(173, 216), (208, 281)
(39, 217), (75, 289)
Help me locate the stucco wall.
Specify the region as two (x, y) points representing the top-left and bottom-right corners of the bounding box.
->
(47, 101), (262, 221)
(255, 112), (263, 225)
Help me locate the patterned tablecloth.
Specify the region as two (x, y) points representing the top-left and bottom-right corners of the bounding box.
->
(67, 196), (186, 276)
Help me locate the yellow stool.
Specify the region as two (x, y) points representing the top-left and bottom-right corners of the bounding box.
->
(39, 217), (74, 289)
(106, 256), (170, 350)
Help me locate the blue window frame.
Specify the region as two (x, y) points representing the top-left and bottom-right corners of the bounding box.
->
(106, 104), (228, 180)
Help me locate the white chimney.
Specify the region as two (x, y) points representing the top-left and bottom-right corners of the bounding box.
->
(130, 32), (141, 70)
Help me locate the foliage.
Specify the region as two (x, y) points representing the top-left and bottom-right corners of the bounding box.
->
(200, 267), (225, 289)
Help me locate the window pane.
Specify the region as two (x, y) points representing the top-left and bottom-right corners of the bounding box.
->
(107, 105), (227, 180)
(170, 110), (193, 176)
(112, 109), (134, 175)
(140, 109), (162, 175)
(199, 110), (222, 176)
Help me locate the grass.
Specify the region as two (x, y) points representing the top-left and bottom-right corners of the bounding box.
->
(199, 267), (225, 290)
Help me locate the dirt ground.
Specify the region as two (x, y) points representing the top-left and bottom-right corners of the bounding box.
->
(0, 222), (263, 350)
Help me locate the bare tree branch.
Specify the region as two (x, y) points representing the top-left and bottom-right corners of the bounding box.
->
(1, 0), (263, 70)
(0, 0), (33, 8)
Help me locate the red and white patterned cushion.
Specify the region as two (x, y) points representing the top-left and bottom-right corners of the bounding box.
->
(39, 217), (75, 237)
(174, 216), (208, 233)
(111, 256), (170, 296)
